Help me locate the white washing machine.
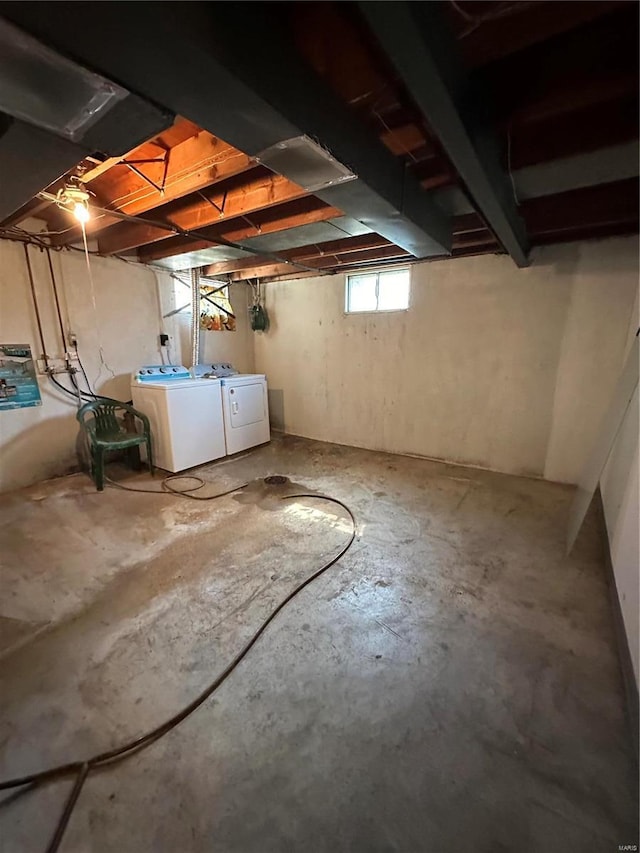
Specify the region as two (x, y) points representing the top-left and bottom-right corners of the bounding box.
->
(196, 364), (270, 455)
(131, 365), (226, 472)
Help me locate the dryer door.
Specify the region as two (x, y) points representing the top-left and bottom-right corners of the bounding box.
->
(228, 382), (264, 427)
(222, 379), (270, 454)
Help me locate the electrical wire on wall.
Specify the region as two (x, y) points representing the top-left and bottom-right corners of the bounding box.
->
(20, 240), (122, 409)
(250, 278), (269, 331)
(79, 222), (117, 389)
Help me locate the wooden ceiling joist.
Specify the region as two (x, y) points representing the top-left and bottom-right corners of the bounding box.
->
(202, 233), (393, 277)
(138, 197), (342, 264)
(223, 241), (411, 283)
(98, 167), (309, 255)
(63, 133), (255, 245)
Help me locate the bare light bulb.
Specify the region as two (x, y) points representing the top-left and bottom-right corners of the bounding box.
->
(73, 201), (90, 223)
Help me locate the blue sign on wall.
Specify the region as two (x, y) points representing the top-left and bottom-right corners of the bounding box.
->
(0, 344), (42, 410)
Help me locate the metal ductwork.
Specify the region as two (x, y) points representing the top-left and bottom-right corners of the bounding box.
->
(0, 4), (452, 258)
(0, 16), (174, 222)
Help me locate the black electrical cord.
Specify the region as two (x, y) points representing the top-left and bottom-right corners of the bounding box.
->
(48, 372), (89, 403)
(48, 368), (125, 408)
(0, 490), (356, 853)
(73, 344), (97, 398)
(106, 473), (249, 501)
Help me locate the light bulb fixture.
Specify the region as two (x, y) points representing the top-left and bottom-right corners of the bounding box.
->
(72, 200), (90, 223)
(39, 179), (92, 223)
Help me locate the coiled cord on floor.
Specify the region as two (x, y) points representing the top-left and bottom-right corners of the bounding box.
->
(0, 489), (357, 853)
(106, 473), (250, 500)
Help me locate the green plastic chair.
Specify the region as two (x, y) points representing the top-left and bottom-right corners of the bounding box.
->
(76, 398), (154, 491)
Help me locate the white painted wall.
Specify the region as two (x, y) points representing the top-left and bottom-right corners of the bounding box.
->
(600, 300), (639, 686)
(0, 241), (254, 492)
(254, 236), (639, 484)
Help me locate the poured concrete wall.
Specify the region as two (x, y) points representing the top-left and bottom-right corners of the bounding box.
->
(254, 236), (638, 485)
(0, 241), (254, 492)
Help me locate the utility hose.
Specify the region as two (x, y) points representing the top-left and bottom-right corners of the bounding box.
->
(0, 487), (356, 853)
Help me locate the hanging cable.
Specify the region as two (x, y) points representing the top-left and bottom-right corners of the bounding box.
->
(73, 343), (97, 398)
(80, 223), (117, 388)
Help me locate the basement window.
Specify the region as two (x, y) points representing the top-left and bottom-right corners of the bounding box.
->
(345, 268), (410, 313)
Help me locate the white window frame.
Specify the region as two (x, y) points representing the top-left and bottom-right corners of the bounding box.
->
(344, 266), (411, 315)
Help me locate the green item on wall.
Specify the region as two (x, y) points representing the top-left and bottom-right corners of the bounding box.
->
(251, 303), (268, 332)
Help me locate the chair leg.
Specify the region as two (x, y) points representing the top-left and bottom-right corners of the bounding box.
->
(146, 437), (155, 477)
(95, 447), (105, 492)
(127, 445), (142, 471)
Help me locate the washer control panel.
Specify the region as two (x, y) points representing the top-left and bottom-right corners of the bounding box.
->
(194, 363), (238, 378)
(134, 365), (191, 382)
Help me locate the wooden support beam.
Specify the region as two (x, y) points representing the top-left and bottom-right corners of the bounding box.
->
(98, 168), (308, 255)
(202, 233), (393, 276)
(227, 243), (410, 281)
(138, 197), (342, 263)
(260, 269), (324, 284)
(325, 245), (409, 266)
(289, 233), (392, 261)
(229, 263), (296, 282)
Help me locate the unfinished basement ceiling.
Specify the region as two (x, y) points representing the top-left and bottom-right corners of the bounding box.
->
(0, 0), (637, 283)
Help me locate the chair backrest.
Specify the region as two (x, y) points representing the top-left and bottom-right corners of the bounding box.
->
(77, 399), (126, 437)
(77, 398), (150, 439)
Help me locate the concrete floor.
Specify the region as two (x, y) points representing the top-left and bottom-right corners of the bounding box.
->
(0, 435), (636, 852)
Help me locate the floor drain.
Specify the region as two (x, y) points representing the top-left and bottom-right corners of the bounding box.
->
(264, 475), (289, 485)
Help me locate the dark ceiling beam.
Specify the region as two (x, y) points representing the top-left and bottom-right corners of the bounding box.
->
(360, 1), (529, 268)
(479, 5), (638, 124)
(0, 3), (451, 259)
(0, 89), (173, 222)
(0, 11), (173, 223)
(522, 177), (639, 238)
(458, 0), (629, 68)
(0, 117), (85, 222)
(508, 95), (639, 171)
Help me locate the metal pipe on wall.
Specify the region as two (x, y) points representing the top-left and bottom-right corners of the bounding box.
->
(23, 244), (49, 368)
(45, 248), (68, 354)
(190, 267), (200, 374)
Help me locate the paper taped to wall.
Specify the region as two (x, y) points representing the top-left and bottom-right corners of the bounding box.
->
(0, 343), (42, 410)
